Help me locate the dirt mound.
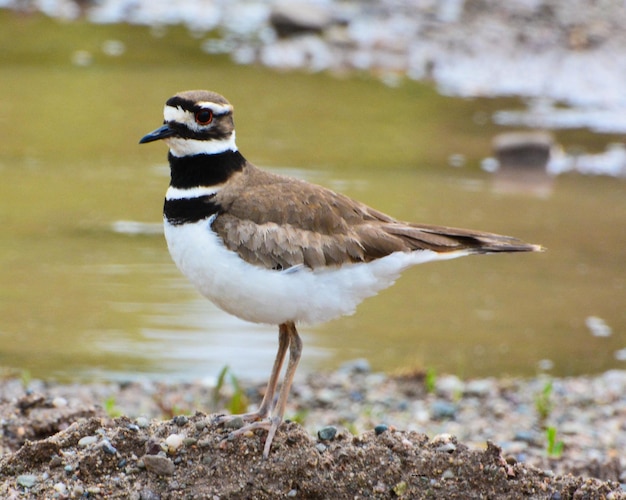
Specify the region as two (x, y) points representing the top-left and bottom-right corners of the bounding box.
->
(1, 388), (623, 499)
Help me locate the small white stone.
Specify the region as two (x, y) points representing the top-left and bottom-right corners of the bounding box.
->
(135, 416), (150, 428)
(165, 434), (184, 453)
(53, 482), (67, 494)
(52, 397), (68, 408)
(78, 436), (98, 447)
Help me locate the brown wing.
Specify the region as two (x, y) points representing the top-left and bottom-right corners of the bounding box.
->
(212, 165), (541, 270)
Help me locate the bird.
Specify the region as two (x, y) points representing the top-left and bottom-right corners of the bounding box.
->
(139, 89), (542, 458)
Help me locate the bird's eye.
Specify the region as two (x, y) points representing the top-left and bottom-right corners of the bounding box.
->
(195, 109), (213, 125)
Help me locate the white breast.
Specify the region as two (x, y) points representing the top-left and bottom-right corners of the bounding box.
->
(164, 216), (471, 325)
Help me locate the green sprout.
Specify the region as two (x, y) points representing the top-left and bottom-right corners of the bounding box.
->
(545, 426), (564, 458)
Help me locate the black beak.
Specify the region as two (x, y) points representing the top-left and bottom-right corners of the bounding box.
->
(139, 124), (174, 144)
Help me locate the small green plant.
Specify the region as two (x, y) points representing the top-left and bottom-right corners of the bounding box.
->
(20, 369), (32, 391)
(212, 365), (230, 410)
(103, 395), (122, 418)
(212, 365), (248, 415)
(535, 379), (554, 421)
(288, 408), (309, 425)
(545, 426), (564, 458)
(424, 367), (437, 394)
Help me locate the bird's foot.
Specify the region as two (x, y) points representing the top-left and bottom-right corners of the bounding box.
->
(219, 416), (283, 459)
(213, 409), (268, 427)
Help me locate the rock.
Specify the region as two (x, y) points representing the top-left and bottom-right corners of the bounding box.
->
(16, 474), (37, 488)
(165, 433), (184, 453)
(270, 2), (334, 38)
(53, 482), (67, 495)
(172, 415), (189, 426)
(492, 131), (554, 196)
(441, 468), (456, 480)
(52, 396), (68, 408)
(143, 455), (176, 476)
(374, 424), (388, 436)
(101, 439), (117, 455)
(436, 375), (464, 398)
(317, 426), (337, 441)
(430, 400), (458, 420)
(223, 416), (244, 430)
(436, 442), (457, 453)
(493, 132), (553, 170)
(135, 416), (150, 428)
(78, 435), (98, 447)
(465, 379), (495, 397)
(315, 443), (327, 453)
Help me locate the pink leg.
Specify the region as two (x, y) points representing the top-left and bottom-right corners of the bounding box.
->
(223, 322), (302, 459)
(215, 323), (290, 424)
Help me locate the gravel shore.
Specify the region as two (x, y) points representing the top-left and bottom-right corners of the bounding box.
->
(1, 365), (625, 497)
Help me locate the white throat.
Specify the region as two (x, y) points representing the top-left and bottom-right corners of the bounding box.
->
(165, 131), (238, 157)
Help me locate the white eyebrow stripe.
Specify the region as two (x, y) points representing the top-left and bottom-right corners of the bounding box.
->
(163, 102), (233, 124)
(196, 101), (233, 115)
(166, 185), (222, 200)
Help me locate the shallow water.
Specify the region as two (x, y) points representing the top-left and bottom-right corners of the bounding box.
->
(0, 13), (624, 382)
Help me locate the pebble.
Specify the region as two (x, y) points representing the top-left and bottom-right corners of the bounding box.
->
(514, 430), (539, 444)
(315, 443), (327, 453)
(435, 375), (465, 397)
(436, 442), (457, 453)
(53, 482), (67, 494)
(78, 435), (98, 447)
(441, 469), (456, 480)
(135, 416), (150, 428)
(172, 415), (188, 426)
(317, 426), (337, 441)
(374, 424), (388, 436)
(165, 434), (184, 453)
(223, 416), (244, 430)
(430, 400), (458, 420)
(142, 455), (176, 476)
(195, 419), (209, 431)
(101, 439), (118, 455)
(51, 396), (67, 408)
(465, 379), (495, 397)
(16, 474), (37, 488)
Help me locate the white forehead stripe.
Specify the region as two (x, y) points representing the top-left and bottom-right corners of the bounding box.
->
(166, 185), (222, 200)
(163, 105), (189, 123)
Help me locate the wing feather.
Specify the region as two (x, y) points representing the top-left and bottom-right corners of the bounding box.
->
(211, 166), (541, 270)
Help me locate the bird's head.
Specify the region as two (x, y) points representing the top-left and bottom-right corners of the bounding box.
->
(139, 90), (237, 157)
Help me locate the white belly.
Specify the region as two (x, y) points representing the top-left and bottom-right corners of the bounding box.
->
(164, 217), (470, 325)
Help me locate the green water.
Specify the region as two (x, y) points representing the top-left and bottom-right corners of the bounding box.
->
(1, 12), (625, 382)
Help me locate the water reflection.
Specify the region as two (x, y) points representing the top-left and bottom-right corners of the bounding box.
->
(489, 131), (554, 197)
(96, 285), (329, 382)
(2, 164), (625, 382)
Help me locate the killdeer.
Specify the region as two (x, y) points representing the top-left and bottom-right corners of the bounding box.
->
(140, 90), (542, 458)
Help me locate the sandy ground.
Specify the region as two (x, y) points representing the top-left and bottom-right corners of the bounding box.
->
(1, 371), (624, 499)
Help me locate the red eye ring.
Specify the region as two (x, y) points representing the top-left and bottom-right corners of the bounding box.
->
(195, 109), (213, 125)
